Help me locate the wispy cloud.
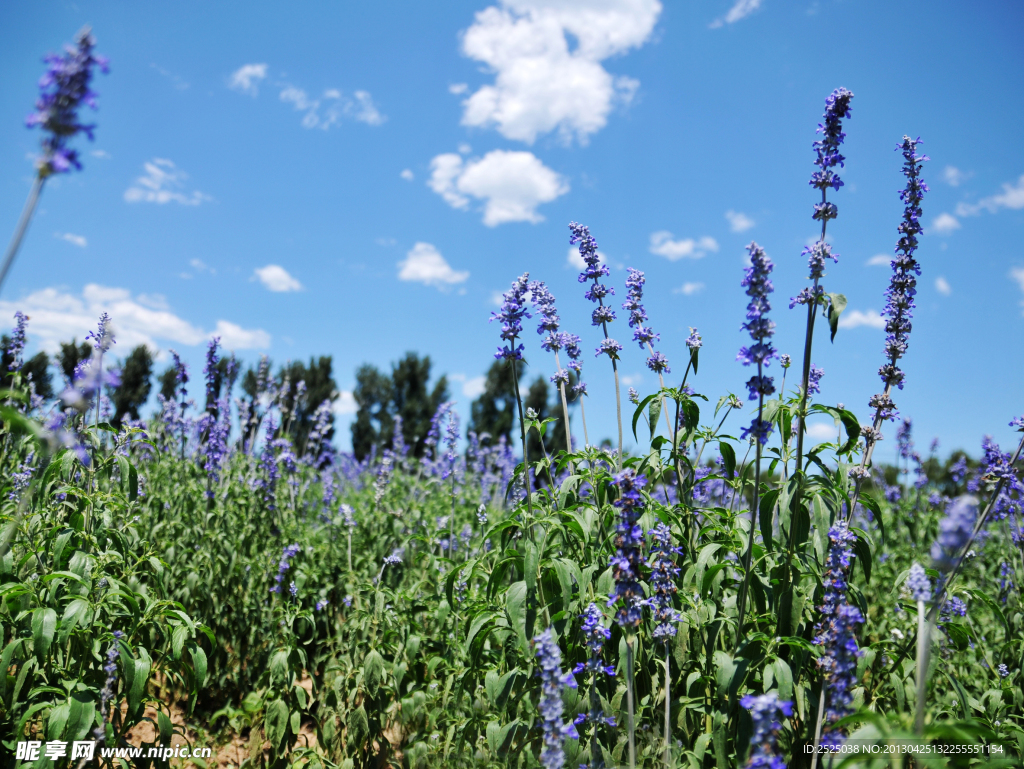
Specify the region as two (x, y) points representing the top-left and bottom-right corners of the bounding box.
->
(943, 165), (971, 187)
(400, 169), (414, 181)
(428, 150), (568, 226)
(725, 209), (754, 232)
(673, 282), (705, 295)
(1011, 266), (1024, 315)
(458, 0), (660, 145)
(0, 284), (269, 352)
(333, 391), (357, 415)
(228, 63), (267, 96)
(450, 372), (487, 398)
(935, 276), (952, 296)
(55, 232), (87, 248)
(838, 309), (885, 329)
(397, 242), (469, 288)
(253, 265), (302, 292)
(649, 231), (718, 261)
(279, 85), (386, 129)
(710, 0), (762, 28)
(955, 174), (1024, 217)
(124, 159), (210, 206)
(866, 254), (890, 266)
(151, 63), (189, 91)
(448, 83), (468, 95)
(931, 212), (961, 235)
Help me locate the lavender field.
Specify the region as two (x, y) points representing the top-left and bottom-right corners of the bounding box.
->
(2, 8), (1024, 769)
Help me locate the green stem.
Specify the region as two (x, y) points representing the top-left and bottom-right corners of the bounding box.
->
(0, 176), (44, 297)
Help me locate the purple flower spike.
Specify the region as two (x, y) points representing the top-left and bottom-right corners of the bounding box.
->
(737, 242), (776, 443)
(741, 692), (792, 769)
(532, 628), (579, 769)
(26, 29), (109, 178)
(6, 312), (28, 372)
(490, 274), (531, 361)
(608, 469), (647, 630)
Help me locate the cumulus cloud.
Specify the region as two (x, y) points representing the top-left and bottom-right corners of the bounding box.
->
(124, 159), (210, 206)
(710, 0), (761, 28)
(931, 212), (961, 235)
(673, 282), (705, 295)
(228, 63), (268, 95)
(955, 174), (1024, 217)
(398, 242), (470, 288)
(725, 209), (754, 232)
(649, 231), (718, 261)
(838, 309), (885, 329)
(1010, 266), (1024, 315)
(400, 169), (414, 181)
(428, 150), (569, 226)
(253, 265), (303, 292)
(0, 284), (269, 352)
(280, 86), (386, 129)
(805, 420), (839, 440)
(866, 254), (891, 266)
(333, 391), (358, 415)
(943, 165), (970, 187)
(56, 232), (87, 248)
(458, 0), (661, 145)
(935, 276), (952, 296)
(451, 373), (487, 398)
(449, 83), (469, 95)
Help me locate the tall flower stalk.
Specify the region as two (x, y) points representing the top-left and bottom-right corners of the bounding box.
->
(845, 137), (928, 520)
(532, 628), (578, 769)
(794, 88), (853, 473)
(623, 268), (673, 438)
(529, 281), (574, 454)
(564, 334), (589, 447)
(906, 562), (932, 733)
(735, 242), (777, 635)
(573, 603), (615, 769)
(570, 222), (623, 468)
(609, 469), (646, 768)
(1, 29), (108, 296)
(491, 274), (535, 519)
(647, 523), (680, 767)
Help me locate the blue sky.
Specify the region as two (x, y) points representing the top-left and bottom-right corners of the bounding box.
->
(2, 0), (1022, 458)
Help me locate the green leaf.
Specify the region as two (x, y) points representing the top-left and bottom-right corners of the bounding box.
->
(505, 580), (528, 653)
(772, 659), (793, 702)
(648, 397), (662, 441)
(58, 598), (89, 645)
(631, 393), (659, 442)
(826, 292), (847, 342)
(264, 698), (289, 751)
(269, 649), (290, 689)
(347, 704), (368, 750)
(128, 648), (151, 715)
(158, 708), (173, 742)
(191, 645), (208, 690)
(363, 649), (385, 699)
(289, 709), (301, 736)
(171, 624), (188, 660)
(466, 611), (498, 648)
(32, 607), (57, 661)
(719, 441), (736, 480)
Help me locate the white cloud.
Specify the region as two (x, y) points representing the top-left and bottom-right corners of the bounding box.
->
(0, 284), (268, 352)
(459, 0), (661, 145)
(805, 420), (838, 440)
(955, 174), (1024, 217)
(458, 143), (472, 155)
(931, 212), (961, 235)
(449, 83), (469, 95)
(866, 254), (890, 266)
(673, 282), (705, 295)
(462, 376), (487, 398)
(838, 309), (885, 329)
(190, 258), (215, 275)
(428, 150), (569, 226)
(279, 86), (386, 130)
(935, 276), (952, 296)
(124, 159), (210, 206)
(649, 231), (718, 261)
(620, 373), (642, 387)
(56, 232), (87, 248)
(333, 391), (357, 415)
(943, 165), (970, 187)
(91, 149), (110, 159)
(725, 209), (754, 232)
(710, 0), (762, 28)
(400, 169), (414, 181)
(212, 320), (271, 350)
(228, 63), (268, 96)
(398, 242), (470, 288)
(1010, 266), (1024, 315)
(567, 245), (586, 269)
(253, 265), (303, 292)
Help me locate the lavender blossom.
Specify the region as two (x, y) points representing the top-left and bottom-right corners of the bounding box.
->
(931, 496), (977, 572)
(271, 543), (301, 594)
(807, 364), (824, 396)
(741, 692), (793, 769)
(26, 29), (109, 177)
(608, 469), (647, 630)
(647, 523), (681, 641)
(532, 628), (579, 769)
(570, 222), (620, 359)
(969, 437), (1023, 520)
(574, 603), (615, 677)
(95, 630), (123, 740)
(254, 414), (280, 510)
(686, 327), (702, 351)
(8, 452), (35, 502)
(623, 268), (670, 373)
(737, 243), (776, 443)
(998, 663), (1010, 678)
(490, 274), (531, 361)
(814, 521), (864, 747)
(628, 387), (639, 405)
(6, 312), (28, 372)
(810, 88), (854, 194)
(442, 410), (460, 481)
(907, 563), (931, 602)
